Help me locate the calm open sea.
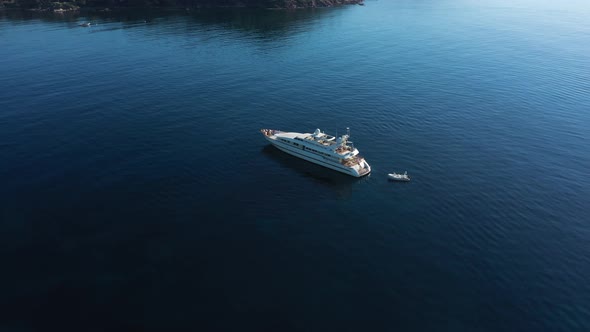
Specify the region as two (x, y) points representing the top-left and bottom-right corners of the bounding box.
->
(1, 0), (589, 330)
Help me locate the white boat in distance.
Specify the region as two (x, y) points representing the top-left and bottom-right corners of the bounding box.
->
(261, 128), (371, 177)
(388, 171), (410, 182)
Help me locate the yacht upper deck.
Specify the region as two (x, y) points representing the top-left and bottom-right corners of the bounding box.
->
(262, 128), (357, 156)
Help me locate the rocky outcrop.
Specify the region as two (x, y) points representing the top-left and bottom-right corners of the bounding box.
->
(265, 0), (363, 9)
(24, 1), (80, 11)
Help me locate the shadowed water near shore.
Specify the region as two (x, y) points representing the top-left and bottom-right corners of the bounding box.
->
(1, 1), (590, 331)
(0, 6), (345, 32)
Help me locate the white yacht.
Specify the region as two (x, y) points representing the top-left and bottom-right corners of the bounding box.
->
(261, 128), (371, 177)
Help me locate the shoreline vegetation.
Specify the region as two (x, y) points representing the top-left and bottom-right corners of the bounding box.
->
(1, 0), (364, 11)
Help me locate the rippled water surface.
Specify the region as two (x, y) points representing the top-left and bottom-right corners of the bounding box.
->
(1, 0), (590, 330)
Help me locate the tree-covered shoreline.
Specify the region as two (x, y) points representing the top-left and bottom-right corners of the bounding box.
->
(3, 0), (364, 10)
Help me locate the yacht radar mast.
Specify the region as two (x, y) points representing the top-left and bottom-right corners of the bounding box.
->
(346, 127), (354, 149)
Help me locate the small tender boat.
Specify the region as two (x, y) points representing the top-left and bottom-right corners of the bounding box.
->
(79, 22), (91, 27)
(388, 171), (410, 182)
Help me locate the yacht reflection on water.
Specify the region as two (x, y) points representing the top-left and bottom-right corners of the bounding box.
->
(260, 145), (368, 198)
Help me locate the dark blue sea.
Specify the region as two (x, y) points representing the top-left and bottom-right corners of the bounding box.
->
(1, 0), (589, 330)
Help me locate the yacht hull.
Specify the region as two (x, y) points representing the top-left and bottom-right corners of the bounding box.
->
(265, 136), (370, 177)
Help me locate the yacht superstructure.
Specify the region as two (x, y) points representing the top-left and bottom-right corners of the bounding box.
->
(261, 128), (371, 177)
